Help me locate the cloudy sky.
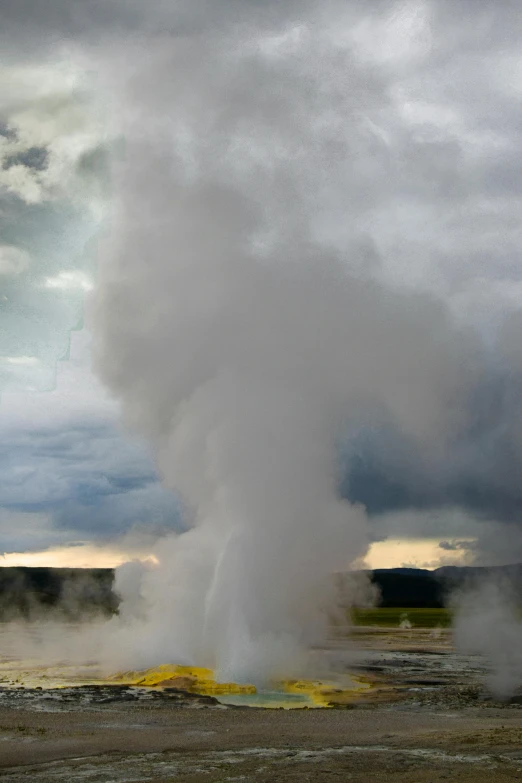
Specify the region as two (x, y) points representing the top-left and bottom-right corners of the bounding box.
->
(2, 1), (522, 569)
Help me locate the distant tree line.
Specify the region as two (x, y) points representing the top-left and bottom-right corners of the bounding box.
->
(0, 564), (520, 620)
(0, 567), (117, 620)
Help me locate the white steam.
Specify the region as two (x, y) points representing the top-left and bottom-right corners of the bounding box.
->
(453, 581), (522, 700)
(91, 9), (477, 682)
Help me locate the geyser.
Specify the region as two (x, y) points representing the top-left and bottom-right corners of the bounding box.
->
(91, 5), (476, 683)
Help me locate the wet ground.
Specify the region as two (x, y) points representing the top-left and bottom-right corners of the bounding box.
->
(0, 624), (521, 781)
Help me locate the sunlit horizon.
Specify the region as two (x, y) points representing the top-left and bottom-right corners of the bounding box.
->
(0, 537), (475, 572)
(0, 544), (158, 570)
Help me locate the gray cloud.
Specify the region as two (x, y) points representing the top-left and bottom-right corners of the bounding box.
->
(438, 540), (475, 552)
(0, 418), (182, 552)
(4, 146), (48, 171)
(345, 338), (522, 531)
(2, 0), (522, 576)
(0, 53), (110, 393)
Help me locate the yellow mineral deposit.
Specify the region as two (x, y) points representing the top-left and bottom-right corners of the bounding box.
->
(108, 664), (373, 708)
(283, 676), (372, 707)
(108, 664), (257, 696)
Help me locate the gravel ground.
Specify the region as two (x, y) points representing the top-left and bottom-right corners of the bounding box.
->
(1, 625), (521, 781)
(1, 699), (522, 781)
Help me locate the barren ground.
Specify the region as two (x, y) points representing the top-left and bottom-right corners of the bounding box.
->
(0, 626), (521, 782)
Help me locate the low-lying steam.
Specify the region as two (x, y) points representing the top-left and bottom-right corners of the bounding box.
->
(453, 580), (522, 700)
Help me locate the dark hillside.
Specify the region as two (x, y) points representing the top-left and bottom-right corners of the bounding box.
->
(0, 567), (116, 620)
(370, 569), (444, 608)
(0, 563), (521, 618)
(369, 564), (522, 607)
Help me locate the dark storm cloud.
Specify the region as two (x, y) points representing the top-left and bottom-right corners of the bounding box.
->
(0, 419), (182, 550)
(439, 540), (475, 552)
(345, 361), (522, 525)
(0, 0), (143, 56)
(4, 146), (48, 171)
(0, 0), (331, 57)
(344, 336), (522, 565)
(0, 122), (16, 140)
(339, 295), (522, 563)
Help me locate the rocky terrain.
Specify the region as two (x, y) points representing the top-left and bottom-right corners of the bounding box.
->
(0, 625), (521, 781)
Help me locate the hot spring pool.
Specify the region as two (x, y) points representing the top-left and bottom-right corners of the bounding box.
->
(217, 689), (319, 708)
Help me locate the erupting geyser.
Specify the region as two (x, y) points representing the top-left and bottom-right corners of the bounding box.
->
(91, 6), (475, 683)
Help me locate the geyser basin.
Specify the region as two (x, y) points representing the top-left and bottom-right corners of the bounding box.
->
(108, 664), (371, 709)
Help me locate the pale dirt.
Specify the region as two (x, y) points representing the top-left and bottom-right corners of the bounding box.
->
(1, 701), (522, 781)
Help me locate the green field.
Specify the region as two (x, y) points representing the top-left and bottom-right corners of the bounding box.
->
(351, 607), (452, 628)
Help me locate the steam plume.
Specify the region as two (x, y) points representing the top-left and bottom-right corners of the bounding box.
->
(91, 9), (476, 682)
(453, 579), (522, 700)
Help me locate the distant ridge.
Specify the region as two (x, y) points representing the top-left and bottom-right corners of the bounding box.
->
(0, 566), (116, 620)
(368, 563), (522, 608)
(372, 567), (432, 576)
(434, 563), (522, 581)
(0, 563), (521, 617)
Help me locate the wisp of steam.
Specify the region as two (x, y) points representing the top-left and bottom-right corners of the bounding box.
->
(90, 6), (476, 683)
